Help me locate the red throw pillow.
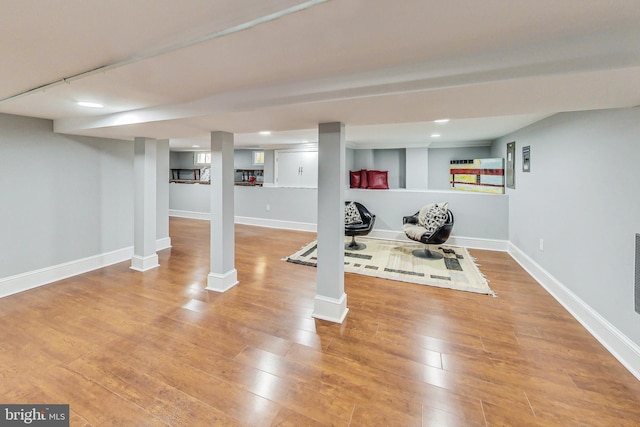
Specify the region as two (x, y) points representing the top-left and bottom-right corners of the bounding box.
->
(359, 169), (368, 188)
(349, 170), (361, 188)
(367, 170), (389, 189)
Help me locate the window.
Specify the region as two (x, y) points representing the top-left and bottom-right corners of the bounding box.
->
(195, 152), (211, 164)
(252, 151), (264, 165)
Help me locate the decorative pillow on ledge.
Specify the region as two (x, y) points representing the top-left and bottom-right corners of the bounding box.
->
(345, 202), (363, 224)
(367, 170), (389, 189)
(350, 170), (361, 188)
(349, 169), (388, 189)
(418, 202), (449, 236)
(360, 169), (368, 188)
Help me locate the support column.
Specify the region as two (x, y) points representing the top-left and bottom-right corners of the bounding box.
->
(131, 137), (159, 271)
(206, 131), (238, 292)
(313, 122), (349, 323)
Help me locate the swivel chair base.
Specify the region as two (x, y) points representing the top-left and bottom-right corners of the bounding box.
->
(345, 235), (366, 251)
(412, 246), (443, 260)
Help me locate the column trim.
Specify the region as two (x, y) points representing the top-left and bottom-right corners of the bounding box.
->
(206, 269), (239, 293)
(130, 254), (159, 272)
(312, 293), (349, 323)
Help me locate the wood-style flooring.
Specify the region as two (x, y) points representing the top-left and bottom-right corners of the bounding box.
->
(1, 217), (639, 426)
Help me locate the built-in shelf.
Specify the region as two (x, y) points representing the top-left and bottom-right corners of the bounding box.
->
(170, 168), (209, 184)
(235, 168), (263, 186)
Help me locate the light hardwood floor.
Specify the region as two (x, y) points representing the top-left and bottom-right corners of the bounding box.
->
(1, 217), (639, 426)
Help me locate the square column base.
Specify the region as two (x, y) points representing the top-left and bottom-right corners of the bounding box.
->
(206, 269), (239, 293)
(130, 254), (159, 272)
(312, 293), (349, 323)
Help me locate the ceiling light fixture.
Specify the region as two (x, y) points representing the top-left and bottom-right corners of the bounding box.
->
(259, 131), (271, 135)
(77, 101), (103, 108)
(434, 119), (450, 124)
(192, 145), (200, 148)
(431, 133), (441, 138)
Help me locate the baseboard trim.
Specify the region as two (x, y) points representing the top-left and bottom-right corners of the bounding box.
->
(312, 293), (349, 324)
(169, 209), (211, 221)
(206, 269), (239, 293)
(156, 237), (172, 251)
(130, 254), (160, 272)
(508, 242), (640, 382)
(235, 216), (317, 233)
(0, 247), (132, 298)
(0, 237), (171, 299)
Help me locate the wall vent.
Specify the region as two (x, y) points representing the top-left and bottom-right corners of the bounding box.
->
(636, 234), (640, 314)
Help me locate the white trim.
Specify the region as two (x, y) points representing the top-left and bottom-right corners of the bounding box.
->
(234, 216), (317, 232)
(508, 242), (640, 382)
(206, 269), (239, 293)
(312, 293), (349, 323)
(169, 209), (211, 220)
(156, 237), (172, 251)
(0, 247), (132, 298)
(130, 254), (160, 272)
(0, 237), (170, 298)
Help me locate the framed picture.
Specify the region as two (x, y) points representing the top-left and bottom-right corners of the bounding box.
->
(506, 141), (515, 188)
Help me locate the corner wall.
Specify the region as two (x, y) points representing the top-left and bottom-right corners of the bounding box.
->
(0, 113), (135, 278)
(492, 107), (640, 377)
(0, 113), (170, 297)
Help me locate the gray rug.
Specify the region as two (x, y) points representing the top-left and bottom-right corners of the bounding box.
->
(285, 237), (495, 295)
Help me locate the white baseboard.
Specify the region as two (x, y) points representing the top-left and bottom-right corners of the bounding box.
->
(312, 293), (349, 323)
(234, 216), (317, 233)
(130, 254), (160, 272)
(156, 237), (172, 251)
(0, 238), (171, 299)
(206, 269), (239, 293)
(169, 209), (211, 220)
(508, 242), (640, 382)
(0, 247), (133, 298)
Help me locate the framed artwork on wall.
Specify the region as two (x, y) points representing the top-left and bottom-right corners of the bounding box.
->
(506, 141), (515, 189)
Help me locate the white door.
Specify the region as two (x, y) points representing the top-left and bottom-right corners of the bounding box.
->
(275, 151), (318, 187)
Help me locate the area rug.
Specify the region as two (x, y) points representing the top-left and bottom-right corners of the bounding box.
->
(284, 237), (495, 296)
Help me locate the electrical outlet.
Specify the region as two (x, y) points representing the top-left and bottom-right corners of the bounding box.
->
(266, 204), (270, 212)
(539, 238), (544, 251)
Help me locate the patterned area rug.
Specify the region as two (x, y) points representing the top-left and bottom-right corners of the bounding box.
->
(285, 237), (495, 295)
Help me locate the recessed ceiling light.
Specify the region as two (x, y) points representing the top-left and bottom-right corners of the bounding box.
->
(434, 119), (450, 123)
(77, 101), (103, 108)
(431, 133), (441, 138)
(259, 131), (271, 135)
(192, 145), (200, 148)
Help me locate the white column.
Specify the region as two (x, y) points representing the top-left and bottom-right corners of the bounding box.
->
(405, 147), (430, 190)
(131, 137), (159, 271)
(313, 122), (349, 323)
(206, 131), (238, 292)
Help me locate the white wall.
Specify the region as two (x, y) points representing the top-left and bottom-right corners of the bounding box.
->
(492, 107), (640, 359)
(169, 183), (508, 243)
(0, 113), (134, 278)
(156, 139), (170, 242)
(1, 113), (172, 297)
(169, 151), (194, 169)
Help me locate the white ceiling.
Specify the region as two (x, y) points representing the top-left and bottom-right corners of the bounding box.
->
(1, 0), (639, 150)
